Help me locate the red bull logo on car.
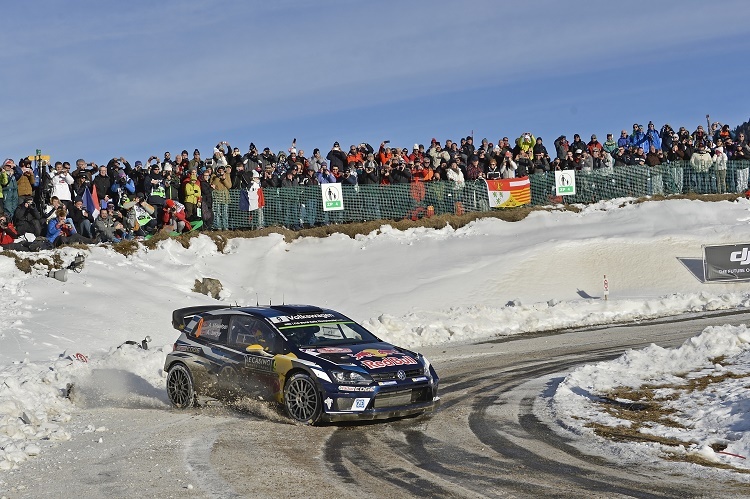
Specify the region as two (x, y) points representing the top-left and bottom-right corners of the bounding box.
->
(353, 349), (399, 361)
(361, 355), (418, 369)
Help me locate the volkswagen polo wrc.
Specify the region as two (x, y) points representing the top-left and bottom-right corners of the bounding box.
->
(164, 304), (439, 424)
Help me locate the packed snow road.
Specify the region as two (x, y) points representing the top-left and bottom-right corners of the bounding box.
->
(3, 311), (750, 498)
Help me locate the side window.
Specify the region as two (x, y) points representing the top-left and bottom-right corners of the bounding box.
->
(229, 317), (280, 353)
(194, 317), (228, 343)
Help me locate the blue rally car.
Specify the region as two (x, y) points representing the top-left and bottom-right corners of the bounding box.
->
(164, 304), (439, 424)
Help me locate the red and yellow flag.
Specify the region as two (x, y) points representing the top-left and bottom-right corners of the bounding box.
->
(485, 177), (531, 208)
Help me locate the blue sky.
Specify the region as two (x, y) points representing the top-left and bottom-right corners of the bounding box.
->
(2, 0), (749, 164)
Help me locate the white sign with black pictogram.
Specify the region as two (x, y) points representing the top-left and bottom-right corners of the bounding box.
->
(555, 170), (576, 196)
(322, 184), (344, 211)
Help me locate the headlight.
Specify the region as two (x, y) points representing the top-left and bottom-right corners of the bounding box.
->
(421, 355), (432, 377)
(330, 370), (373, 386)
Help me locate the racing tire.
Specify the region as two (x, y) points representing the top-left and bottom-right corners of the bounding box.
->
(167, 363), (197, 409)
(284, 373), (322, 425)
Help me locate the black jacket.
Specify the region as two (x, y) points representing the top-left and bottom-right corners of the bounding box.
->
(13, 204), (42, 236)
(326, 149), (347, 170)
(92, 174), (111, 202)
(231, 170), (253, 190)
(390, 166), (412, 184)
(358, 169), (380, 185)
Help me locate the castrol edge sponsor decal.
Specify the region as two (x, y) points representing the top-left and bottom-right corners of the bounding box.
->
(338, 385), (377, 392)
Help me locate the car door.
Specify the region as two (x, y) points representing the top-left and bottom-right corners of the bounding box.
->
(190, 316), (231, 396)
(228, 316), (281, 398)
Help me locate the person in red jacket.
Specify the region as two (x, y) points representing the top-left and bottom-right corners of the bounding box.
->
(0, 213), (48, 251)
(0, 213), (19, 246)
(587, 134), (603, 155)
(162, 199), (192, 233)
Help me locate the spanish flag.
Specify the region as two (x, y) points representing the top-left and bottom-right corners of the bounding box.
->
(485, 177), (531, 208)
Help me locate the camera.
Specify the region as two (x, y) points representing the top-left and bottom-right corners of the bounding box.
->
(205, 158), (214, 166)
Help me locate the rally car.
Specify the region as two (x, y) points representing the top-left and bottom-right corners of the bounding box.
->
(164, 304), (439, 424)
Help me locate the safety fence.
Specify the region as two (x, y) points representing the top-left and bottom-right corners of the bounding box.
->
(528, 160), (750, 205)
(212, 160), (750, 230)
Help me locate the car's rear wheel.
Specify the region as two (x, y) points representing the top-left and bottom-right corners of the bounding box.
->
(167, 364), (196, 408)
(284, 373), (322, 424)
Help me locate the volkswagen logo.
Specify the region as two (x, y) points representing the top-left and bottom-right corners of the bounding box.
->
(396, 370), (406, 380)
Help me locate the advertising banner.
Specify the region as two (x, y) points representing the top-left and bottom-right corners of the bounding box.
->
(703, 243), (750, 282)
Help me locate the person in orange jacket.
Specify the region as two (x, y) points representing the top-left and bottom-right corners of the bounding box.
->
(377, 142), (393, 166)
(346, 145), (363, 166)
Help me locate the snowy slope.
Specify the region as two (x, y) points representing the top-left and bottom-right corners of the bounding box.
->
(2, 197), (750, 472)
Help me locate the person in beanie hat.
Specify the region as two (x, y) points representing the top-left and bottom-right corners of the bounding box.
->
(189, 149), (204, 172)
(326, 142), (347, 171)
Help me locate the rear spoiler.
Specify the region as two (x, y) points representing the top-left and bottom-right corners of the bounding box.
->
(172, 305), (227, 331)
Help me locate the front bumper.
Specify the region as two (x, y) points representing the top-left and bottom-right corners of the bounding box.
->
(321, 397), (439, 422)
(319, 375), (439, 422)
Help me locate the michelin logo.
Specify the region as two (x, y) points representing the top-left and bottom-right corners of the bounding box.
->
(730, 247), (750, 265)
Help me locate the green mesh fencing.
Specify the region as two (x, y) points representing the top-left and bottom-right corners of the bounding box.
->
(219, 182), (489, 230)
(213, 161), (750, 230)
(528, 160), (750, 205)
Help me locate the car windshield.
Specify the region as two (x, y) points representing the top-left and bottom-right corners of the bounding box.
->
(279, 321), (380, 348)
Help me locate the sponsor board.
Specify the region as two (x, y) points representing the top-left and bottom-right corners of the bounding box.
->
(270, 313), (339, 327)
(339, 385), (377, 392)
(704, 243), (750, 282)
(245, 355), (274, 372)
(361, 355), (418, 370)
(352, 349), (398, 361)
(314, 347), (352, 354)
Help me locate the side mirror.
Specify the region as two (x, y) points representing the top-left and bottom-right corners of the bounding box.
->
(245, 344), (266, 354)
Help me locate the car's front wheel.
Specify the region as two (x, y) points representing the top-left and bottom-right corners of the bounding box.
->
(284, 373), (322, 424)
(167, 363), (196, 408)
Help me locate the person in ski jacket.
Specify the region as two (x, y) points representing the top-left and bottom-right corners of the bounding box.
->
(162, 199), (192, 233)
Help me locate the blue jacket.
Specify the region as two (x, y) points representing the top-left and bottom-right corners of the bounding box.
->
(316, 171), (336, 184)
(629, 130), (646, 149)
(110, 177), (135, 194)
(643, 128), (661, 151)
(47, 217), (77, 243)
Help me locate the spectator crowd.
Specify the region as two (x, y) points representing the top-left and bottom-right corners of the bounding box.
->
(1, 119), (748, 251)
